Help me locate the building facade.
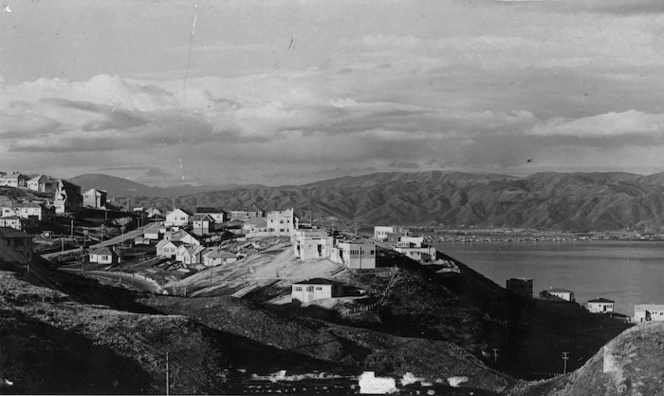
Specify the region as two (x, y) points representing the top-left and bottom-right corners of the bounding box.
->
(0, 227), (33, 265)
(586, 298), (615, 314)
(83, 188), (108, 208)
(54, 180), (83, 214)
(634, 304), (664, 322)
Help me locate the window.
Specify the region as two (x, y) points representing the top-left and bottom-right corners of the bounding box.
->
(370, 250), (375, 255)
(280, 220), (284, 224)
(315, 287), (323, 291)
(306, 286), (314, 292)
(294, 286), (302, 291)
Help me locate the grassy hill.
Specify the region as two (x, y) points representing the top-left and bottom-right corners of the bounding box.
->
(121, 170), (664, 232)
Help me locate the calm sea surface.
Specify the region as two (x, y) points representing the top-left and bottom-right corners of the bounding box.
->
(435, 241), (664, 315)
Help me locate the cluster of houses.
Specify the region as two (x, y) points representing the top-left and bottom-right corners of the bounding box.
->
(0, 171), (119, 231)
(373, 225), (438, 263)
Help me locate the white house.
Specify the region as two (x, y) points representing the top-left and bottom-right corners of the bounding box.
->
(83, 188), (108, 208)
(165, 229), (200, 246)
(176, 245), (206, 265)
(374, 225), (407, 241)
(0, 217), (22, 231)
(0, 227), (33, 265)
(634, 304), (664, 322)
(27, 175), (59, 193)
(265, 208), (299, 236)
(540, 288), (575, 302)
(143, 223), (163, 241)
(586, 298), (615, 314)
(89, 247), (119, 265)
(291, 278), (336, 304)
(293, 233), (335, 260)
(165, 208), (192, 227)
(332, 240), (376, 269)
(54, 180), (83, 214)
(393, 235), (437, 263)
(0, 172), (28, 188)
(2, 202), (48, 221)
(191, 214), (215, 236)
(202, 249), (237, 267)
(156, 240), (184, 258)
(194, 207), (228, 223)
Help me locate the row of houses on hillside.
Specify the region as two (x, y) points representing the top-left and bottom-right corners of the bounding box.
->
(292, 228), (377, 269)
(0, 202), (56, 231)
(373, 225), (437, 263)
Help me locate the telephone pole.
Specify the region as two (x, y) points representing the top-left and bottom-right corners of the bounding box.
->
(165, 351), (170, 396)
(492, 348), (499, 365)
(562, 352), (569, 374)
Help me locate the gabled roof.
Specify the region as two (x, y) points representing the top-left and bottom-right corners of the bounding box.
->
(84, 188), (108, 195)
(293, 278), (335, 285)
(15, 202), (42, 209)
(191, 214), (216, 222)
(0, 227), (30, 238)
(157, 239), (184, 248)
(168, 208), (193, 216)
(588, 298), (615, 303)
(90, 247), (115, 256)
(0, 172), (24, 180)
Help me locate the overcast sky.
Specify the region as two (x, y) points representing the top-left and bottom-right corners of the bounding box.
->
(2, 0), (664, 186)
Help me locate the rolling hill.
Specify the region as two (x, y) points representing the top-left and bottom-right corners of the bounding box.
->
(121, 170), (664, 232)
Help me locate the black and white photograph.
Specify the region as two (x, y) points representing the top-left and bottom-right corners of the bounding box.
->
(1, 0), (664, 394)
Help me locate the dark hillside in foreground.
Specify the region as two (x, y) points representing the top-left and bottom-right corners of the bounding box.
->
(126, 170), (664, 231)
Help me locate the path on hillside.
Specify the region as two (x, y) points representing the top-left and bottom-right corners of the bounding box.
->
(62, 268), (161, 293)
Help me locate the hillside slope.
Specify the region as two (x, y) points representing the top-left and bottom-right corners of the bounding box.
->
(511, 322), (664, 396)
(125, 170), (664, 231)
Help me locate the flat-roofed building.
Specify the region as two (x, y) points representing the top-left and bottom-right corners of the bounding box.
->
(586, 298), (615, 314)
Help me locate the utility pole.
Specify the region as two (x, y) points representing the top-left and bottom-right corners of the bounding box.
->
(61, 238), (64, 253)
(562, 352), (569, 374)
(492, 348), (499, 365)
(70, 219), (74, 237)
(165, 351), (170, 396)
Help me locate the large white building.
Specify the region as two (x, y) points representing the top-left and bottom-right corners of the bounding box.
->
(332, 240), (376, 269)
(374, 225), (407, 241)
(165, 208), (192, 227)
(634, 304), (664, 322)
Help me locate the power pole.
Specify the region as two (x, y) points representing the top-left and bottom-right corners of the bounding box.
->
(165, 351), (170, 396)
(492, 348), (499, 365)
(562, 351), (569, 374)
(70, 219), (74, 237)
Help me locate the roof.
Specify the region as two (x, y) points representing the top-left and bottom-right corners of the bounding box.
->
(635, 304), (664, 311)
(588, 298), (615, 303)
(59, 179), (80, 190)
(90, 247), (115, 256)
(546, 288), (573, 294)
(191, 214), (215, 222)
(0, 227), (30, 238)
(84, 188), (108, 195)
(196, 207), (227, 214)
(169, 208), (193, 216)
(0, 216), (21, 220)
(15, 202), (42, 208)
(230, 206), (265, 213)
(0, 172), (24, 180)
(293, 278), (335, 286)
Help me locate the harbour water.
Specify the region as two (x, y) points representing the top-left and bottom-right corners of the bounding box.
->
(435, 240), (664, 316)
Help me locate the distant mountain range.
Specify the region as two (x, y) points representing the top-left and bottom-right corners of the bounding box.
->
(69, 174), (264, 198)
(76, 171), (664, 232)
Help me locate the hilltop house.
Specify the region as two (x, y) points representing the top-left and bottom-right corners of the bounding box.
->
(506, 278), (534, 298)
(27, 175), (59, 193)
(332, 240), (376, 269)
(291, 278), (343, 304)
(0, 227), (33, 265)
(392, 235), (437, 263)
(586, 298), (615, 314)
(229, 205), (266, 221)
(374, 226), (408, 241)
(165, 208), (192, 227)
(0, 172), (28, 188)
(83, 188), (108, 208)
(292, 229), (335, 260)
(89, 247), (119, 265)
(634, 304), (664, 322)
(540, 288), (575, 302)
(195, 207), (228, 223)
(266, 208), (299, 236)
(54, 180), (83, 214)
(202, 248), (237, 267)
(191, 214), (215, 236)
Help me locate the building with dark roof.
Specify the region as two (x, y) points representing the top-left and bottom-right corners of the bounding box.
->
(0, 227), (33, 265)
(586, 298), (615, 314)
(291, 278), (344, 304)
(195, 207), (228, 223)
(89, 247), (119, 264)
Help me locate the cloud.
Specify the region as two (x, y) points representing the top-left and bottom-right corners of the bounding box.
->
(389, 161), (419, 169)
(528, 110), (664, 138)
